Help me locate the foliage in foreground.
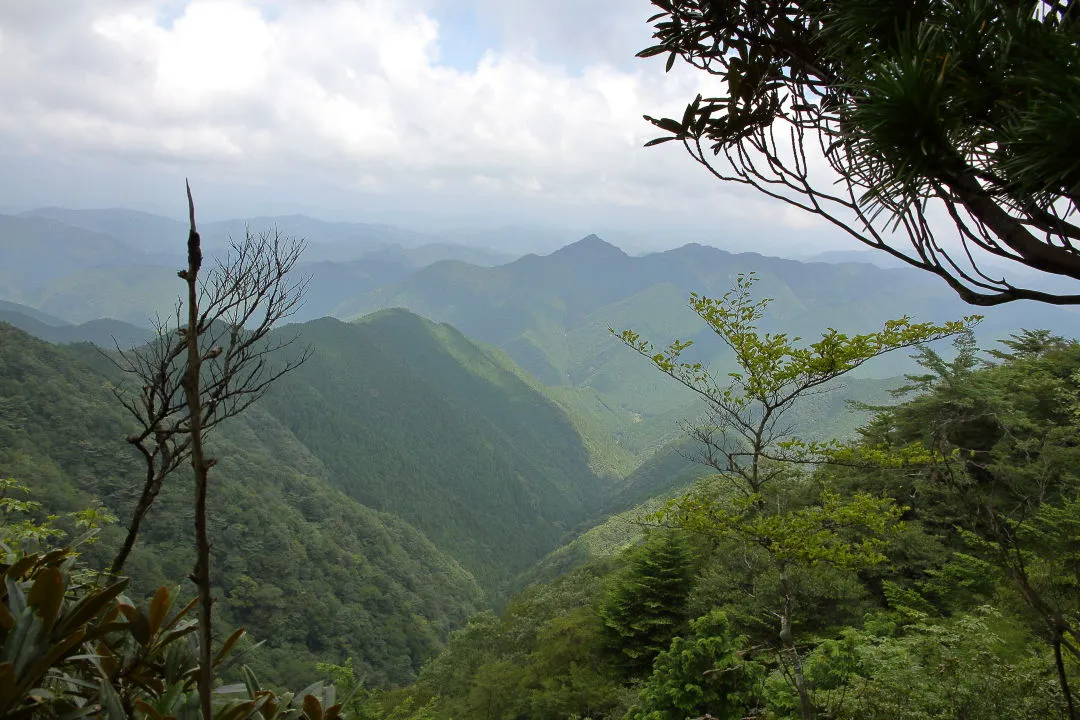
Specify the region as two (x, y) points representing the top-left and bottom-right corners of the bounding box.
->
(0, 489), (344, 719)
(354, 320), (1080, 719)
(640, 0), (1080, 306)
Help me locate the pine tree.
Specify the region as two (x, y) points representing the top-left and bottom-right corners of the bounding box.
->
(598, 531), (695, 674)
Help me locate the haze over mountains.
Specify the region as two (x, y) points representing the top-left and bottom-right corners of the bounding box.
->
(2, 203), (1076, 692)
(1, 203), (1069, 513)
(4, 205), (1072, 339)
(4, 205), (1075, 459)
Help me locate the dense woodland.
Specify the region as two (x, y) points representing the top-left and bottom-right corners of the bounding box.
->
(346, 327), (1080, 720)
(5, 271), (1080, 717)
(2, 0), (1079, 716)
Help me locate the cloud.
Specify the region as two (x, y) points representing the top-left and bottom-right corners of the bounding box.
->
(434, 0), (657, 69)
(0, 0), (843, 249)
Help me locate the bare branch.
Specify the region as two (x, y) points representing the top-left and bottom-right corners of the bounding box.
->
(107, 200), (311, 597)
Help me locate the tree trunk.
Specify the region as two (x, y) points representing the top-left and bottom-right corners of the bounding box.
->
(779, 568), (814, 720)
(110, 477), (152, 574)
(181, 184), (214, 720)
(1054, 634), (1078, 720)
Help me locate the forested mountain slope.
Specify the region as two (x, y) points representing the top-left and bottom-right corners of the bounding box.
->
(341, 237), (1080, 425)
(0, 305), (633, 684)
(0, 322), (483, 686)
(257, 310), (614, 589)
(364, 331), (1080, 720)
(1, 304), (618, 602)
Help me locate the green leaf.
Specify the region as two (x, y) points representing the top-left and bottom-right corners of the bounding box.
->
(147, 586), (171, 638)
(213, 628), (245, 666)
(55, 578), (128, 639)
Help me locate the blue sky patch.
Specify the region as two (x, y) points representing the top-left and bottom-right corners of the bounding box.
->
(431, 6), (499, 71)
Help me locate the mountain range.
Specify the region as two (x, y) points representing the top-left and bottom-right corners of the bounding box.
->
(0, 209), (514, 325)
(333, 234), (1080, 460)
(5, 206), (1076, 465)
(4, 203), (1078, 689)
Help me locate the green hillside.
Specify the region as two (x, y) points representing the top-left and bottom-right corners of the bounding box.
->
(340, 237), (1080, 462)
(0, 322), (482, 686)
(373, 331), (1080, 720)
(522, 371), (905, 586)
(1, 305), (619, 598)
(257, 311), (613, 590)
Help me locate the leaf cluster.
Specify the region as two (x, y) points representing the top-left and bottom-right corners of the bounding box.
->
(615, 273), (977, 492)
(639, 0), (1080, 305)
(0, 535), (348, 720)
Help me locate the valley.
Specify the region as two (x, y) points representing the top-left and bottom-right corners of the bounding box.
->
(1, 207), (1076, 716)
(4, 3), (1077, 716)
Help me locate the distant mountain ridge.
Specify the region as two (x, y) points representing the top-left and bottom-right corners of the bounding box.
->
(336, 234), (1080, 460)
(0, 213), (171, 292)
(0, 300), (151, 347)
(20, 207), (190, 254)
(0, 299), (70, 326)
(0, 209), (518, 324)
(345, 233), (1080, 360)
(17, 207), (518, 264)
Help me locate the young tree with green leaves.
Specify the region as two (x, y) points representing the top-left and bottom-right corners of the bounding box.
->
(615, 273), (974, 718)
(614, 272), (978, 496)
(661, 484), (904, 719)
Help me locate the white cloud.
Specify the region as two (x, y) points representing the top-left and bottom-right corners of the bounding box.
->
(0, 0), (844, 248)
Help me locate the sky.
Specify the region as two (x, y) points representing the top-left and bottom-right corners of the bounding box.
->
(0, 0), (847, 254)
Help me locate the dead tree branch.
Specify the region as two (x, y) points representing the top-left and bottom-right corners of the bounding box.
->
(106, 183), (310, 719)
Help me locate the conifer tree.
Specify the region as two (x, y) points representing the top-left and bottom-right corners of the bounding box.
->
(598, 531), (695, 674)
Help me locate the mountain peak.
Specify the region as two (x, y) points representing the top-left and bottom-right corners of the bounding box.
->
(550, 234), (627, 260)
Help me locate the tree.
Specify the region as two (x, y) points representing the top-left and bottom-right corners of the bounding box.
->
(614, 272), (978, 496)
(525, 607), (624, 720)
(108, 183), (310, 719)
(598, 531), (696, 674)
(639, 0), (1080, 305)
(859, 330), (1080, 716)
(832, 610), (1066, 719)
(626, 609), (764, 720)
(663, 484), (904, 719)
(614, 274), (973, 718)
